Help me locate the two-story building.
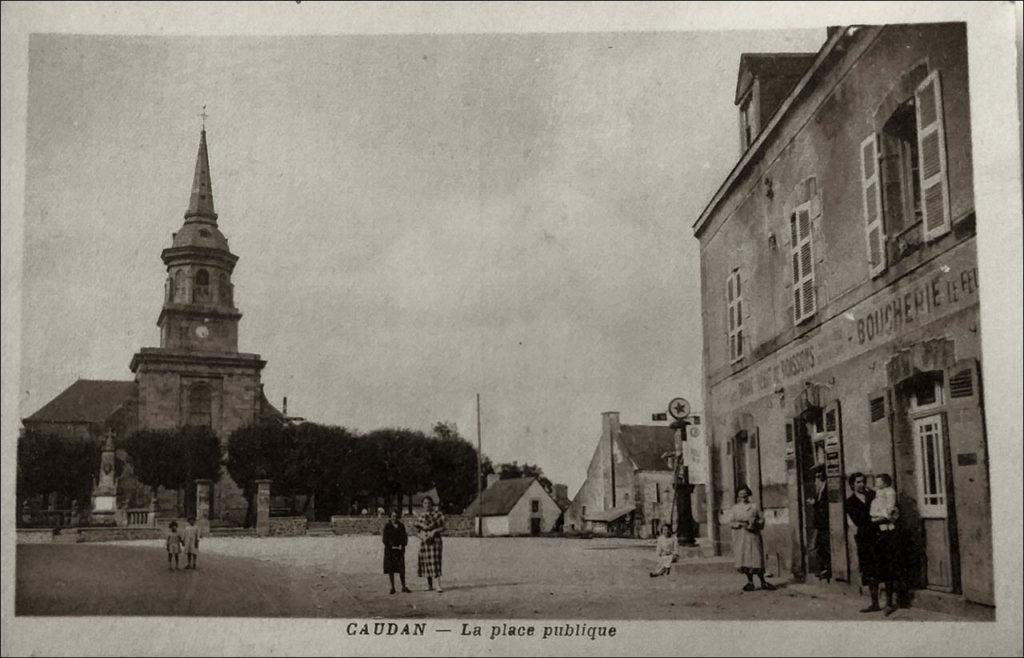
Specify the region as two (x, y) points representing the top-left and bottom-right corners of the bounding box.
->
(693, 23), (992, 609)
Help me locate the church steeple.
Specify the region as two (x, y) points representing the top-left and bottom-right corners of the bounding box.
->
(185, 128), (217, 222)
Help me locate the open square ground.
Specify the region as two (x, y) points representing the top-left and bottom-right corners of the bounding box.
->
(16, 536), (965, 620)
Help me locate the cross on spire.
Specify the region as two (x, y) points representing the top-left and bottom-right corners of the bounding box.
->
(198, 105), (209, 130)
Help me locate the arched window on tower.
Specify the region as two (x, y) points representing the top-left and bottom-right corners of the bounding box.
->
(187, 383), (212, 428)
(174, 270), (187, 303)
(219, 272), (232, 306)
(193, 269), (211, 303)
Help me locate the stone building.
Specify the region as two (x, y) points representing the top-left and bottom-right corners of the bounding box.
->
(462, 476), (562, 536)
(564, 412), (706, 538)
(22, 128), (281, 525)
(693, 24), (992, 608)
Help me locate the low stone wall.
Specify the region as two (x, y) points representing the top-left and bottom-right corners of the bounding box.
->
(16, 528), (55, 544)
(330, 514), (477, 536)
(268, 516), (308, 537)
(77, 527), (163, 542)
(446, 515), (476, 537)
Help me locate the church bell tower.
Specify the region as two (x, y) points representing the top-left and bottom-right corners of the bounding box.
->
(130, 126), (270, 524)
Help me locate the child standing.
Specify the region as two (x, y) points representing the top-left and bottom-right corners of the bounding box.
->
(650, 523), (678, 577)
(166, 521), (183, 571)
(181, 516), (200, 570)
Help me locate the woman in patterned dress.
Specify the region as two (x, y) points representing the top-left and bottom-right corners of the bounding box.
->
(414, 496), (446, 593)
(727, 485), (776, 592)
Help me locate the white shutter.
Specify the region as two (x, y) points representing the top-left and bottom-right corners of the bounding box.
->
(860, 133), (887, 277)
(915, 70), (951, 241)
(791, 205), (816, 324)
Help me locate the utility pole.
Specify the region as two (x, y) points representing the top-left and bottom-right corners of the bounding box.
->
(476, 393), (482, 538)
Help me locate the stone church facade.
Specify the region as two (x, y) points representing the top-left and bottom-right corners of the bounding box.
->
(23, 129), (280, 526)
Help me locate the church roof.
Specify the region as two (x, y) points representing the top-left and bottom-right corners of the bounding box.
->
(184, 128), (217, 222)
(618, 424), (675, 472)
(24, 379), (136, 425)
(462, 477), (543, 517)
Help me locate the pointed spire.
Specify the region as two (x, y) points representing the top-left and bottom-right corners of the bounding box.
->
(185, 128), (218, 222)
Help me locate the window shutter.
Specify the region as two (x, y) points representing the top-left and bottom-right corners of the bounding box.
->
(791, 206), (816, 324)
(867, 387), (894, 481)
(915, 70), (951, 241)
(941, 358), (993, 605)
(860, 133), (887, 277)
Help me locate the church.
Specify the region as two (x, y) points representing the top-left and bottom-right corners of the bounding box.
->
(22, 128), (282, 526)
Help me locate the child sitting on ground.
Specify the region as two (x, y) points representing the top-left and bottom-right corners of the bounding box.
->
(166, 521), (183, 571)
(650, 523), (678, 577)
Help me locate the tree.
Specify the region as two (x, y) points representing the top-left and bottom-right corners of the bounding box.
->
(16, 430), (101, 514)
(429, 422), (484, 514)
(122, 426), (222, 516)
(365, 429), (433, 513)
(496, 460), (553, 493)
(226, 420), (288, 526)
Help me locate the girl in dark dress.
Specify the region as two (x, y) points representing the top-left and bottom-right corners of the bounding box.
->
(382, 511), (411, 594)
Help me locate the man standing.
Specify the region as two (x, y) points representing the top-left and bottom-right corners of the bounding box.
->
(845, 472), (881, 612)
(806, 465), (831, 579)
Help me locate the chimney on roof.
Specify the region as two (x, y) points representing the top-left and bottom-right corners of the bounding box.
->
(486, 473), (500, 489)
(826, 25), (842, 40)
(283, 396), (288, 416)
(602, 411), (621, 437)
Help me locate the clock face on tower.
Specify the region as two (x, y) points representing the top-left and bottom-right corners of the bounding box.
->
(195, 324), (210, 339)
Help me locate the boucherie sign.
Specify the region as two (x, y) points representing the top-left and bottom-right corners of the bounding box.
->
(719, 242), (980, 405)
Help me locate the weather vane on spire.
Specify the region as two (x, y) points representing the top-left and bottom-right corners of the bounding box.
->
(198, 105), (209, 130)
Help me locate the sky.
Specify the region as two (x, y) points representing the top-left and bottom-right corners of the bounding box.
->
(20, 28), (826, 494)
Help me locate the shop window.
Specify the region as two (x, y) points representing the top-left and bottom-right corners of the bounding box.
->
(727, 269), (744, 362)
(790, 203), (816, 324)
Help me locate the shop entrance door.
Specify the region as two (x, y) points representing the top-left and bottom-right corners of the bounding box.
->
(913, 414), (956, 592)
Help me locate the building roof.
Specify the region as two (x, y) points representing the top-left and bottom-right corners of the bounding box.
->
(24, 379), (137, 425)
(694, 28), (846, 236)
(462, 477), (541, 517)
(618, 424), (675, 471)
(734, 52), (818, 104)
(585, 504), (635, 523)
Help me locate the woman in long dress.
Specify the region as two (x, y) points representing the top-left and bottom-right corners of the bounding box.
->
(382, 510), (411, 594)
(728, 485), (776, 591)
(414, 496), (446, 593)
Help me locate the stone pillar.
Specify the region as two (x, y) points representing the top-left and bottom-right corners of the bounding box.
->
(195, 479), (212, 537)
(255, 479), (271, 537)
(148, 493), (158, 528)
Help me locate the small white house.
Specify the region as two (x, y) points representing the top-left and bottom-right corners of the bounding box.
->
(462, 476), (562, 536)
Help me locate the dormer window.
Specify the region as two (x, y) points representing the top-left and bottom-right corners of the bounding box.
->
(739, 90), (756, 152)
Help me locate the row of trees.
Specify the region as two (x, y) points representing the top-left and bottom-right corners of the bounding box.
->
(17, 420), (558, 527)
(16, 430), (103, 512)
(224, 420), (485, 523)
